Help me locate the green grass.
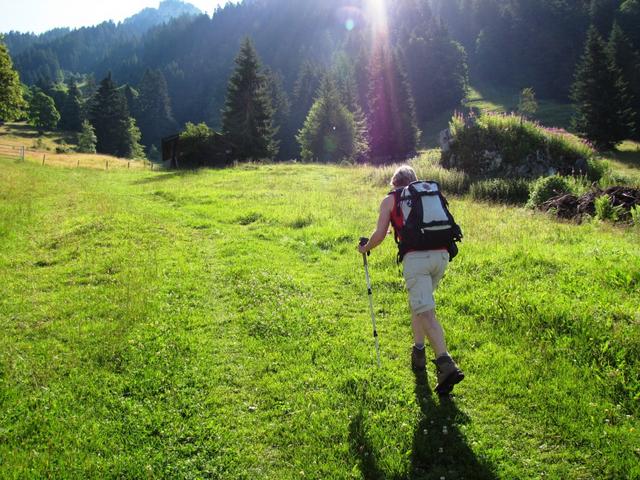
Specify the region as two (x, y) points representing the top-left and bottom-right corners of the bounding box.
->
(1, 157), (639, 479)
(601, 141), (640, 186)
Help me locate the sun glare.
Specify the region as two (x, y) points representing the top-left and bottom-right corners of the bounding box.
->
(367, 0), (388, 29)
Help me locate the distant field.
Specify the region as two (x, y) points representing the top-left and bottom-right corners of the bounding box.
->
(0, 123), (150, 171)
(1, 157), (638, 479)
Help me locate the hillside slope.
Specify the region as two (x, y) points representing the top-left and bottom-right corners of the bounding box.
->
(0, 158), (638, 479)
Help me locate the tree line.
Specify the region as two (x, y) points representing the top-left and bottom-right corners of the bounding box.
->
(1, 0), (639, 160)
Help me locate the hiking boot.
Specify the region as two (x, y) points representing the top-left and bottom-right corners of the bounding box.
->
(433, 355), (464, 395)
(411, 346), (426, 371)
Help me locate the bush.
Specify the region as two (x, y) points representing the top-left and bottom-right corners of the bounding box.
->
(631, 206), (640, 226)
(32, 137), (47, 150)
(595, 195), (625, 222)
(470, 178), (530, 204)
(526, 175), (572, 209)
(55, 145), (73, 154)
(443, 112), (600, 179)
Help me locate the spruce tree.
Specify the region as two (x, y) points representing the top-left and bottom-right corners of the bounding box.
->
(90, 73), (136, 158)
(367, 46), (420, 162)
(77, 120), (97, 153)
(60, 80), (83, 132)
(123, 85), (139, 117)
(404, 22), (468, 123)
(263, 67), (291, 160)
(608, 23), (640, 138)
(28, 89), (60, 131)
(127, 117), (146, 159)
(331, 55), (369, 159)
(0, 37), (26, 121)
(572, 26), (635, 150)
(288, 61), (324, 156)
(297, 78), (360, 163)
(136, 69), (178, 149)
(221, 38), (277, 160)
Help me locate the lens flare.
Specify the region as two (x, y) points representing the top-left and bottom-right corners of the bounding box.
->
(345, 18), (355, 31)
(367, 0), (388, 29)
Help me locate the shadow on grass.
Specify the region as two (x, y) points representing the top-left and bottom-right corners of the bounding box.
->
(607, 146), (640, 170)
(1, 123), (76, 144)
(349, 371), (497, 480)
(131, 170), (201, 185)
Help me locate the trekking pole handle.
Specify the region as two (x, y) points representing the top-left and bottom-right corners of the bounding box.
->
(359, 237), (371, 257)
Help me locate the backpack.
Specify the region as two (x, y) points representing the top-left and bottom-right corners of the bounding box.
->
(390, 181), (463, 262)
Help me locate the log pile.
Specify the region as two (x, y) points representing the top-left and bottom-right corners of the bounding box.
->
(540, 186), (640, 221)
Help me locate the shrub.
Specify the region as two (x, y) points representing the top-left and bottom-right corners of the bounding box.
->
(55, 145), (73, 154)
(443, 112), (600, 179)
(598, 168), (637, 189)
(595, 195), (625, 222)
(586, 157), (609, 182)
(32, 137), (47, 150)
(526, 175), (572, 209)
(631, 206), (640, 226)
(470, 178), (530, 204)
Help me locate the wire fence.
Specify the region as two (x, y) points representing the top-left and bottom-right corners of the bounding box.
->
(0, 144), (25, 161)
(0, 143), (158, 171)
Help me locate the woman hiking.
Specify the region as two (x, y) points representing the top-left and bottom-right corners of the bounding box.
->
(358, 165), (464, 395)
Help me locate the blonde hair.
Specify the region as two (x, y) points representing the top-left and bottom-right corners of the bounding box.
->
(390, 165), (417, 188)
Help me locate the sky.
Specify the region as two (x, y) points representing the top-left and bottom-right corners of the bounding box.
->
(0, 0), (232, 34)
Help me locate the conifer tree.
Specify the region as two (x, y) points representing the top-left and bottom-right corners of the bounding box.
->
(332, 54), (369, 158)
(571, 26), (635, 150)
(263, 67), (291, 160)
(289, 61), (324, 154)
(136, 69), (177, 149)
(77, 120), (97, 153)
(127, 117), (146, 159)
(221, 38), (277, 160)
(367, 46), (420, 162)
(60, 80), (83, 132)
(28, 89), (60, 131)
(404, 22), (468, 122)
(90, 73), (137, 158)
(297, 77), (361, 163)
(608, 23), (640, 138)
(123, 85), (139, 117)
(0, 37), (25, 121)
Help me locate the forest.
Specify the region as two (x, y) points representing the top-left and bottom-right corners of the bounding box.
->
(1, 0), (639, 161)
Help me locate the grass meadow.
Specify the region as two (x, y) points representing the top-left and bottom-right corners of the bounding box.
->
(1, 156), (639, 479)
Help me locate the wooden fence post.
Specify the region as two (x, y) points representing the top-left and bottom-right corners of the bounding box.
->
(20, 146), (25, 161)
(42, 154), (45, 165)
(128, 161), (130, 169)
(77, 159), (80, 168)
(106, 160), (109, 170)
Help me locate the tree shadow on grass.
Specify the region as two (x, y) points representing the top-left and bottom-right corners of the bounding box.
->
(607, 146), (640, 169)
(131, 170), (201, 185)
(349, 371), (497, 480)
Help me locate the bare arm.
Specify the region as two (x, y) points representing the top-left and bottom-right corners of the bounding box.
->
(358, 195), (393, 254)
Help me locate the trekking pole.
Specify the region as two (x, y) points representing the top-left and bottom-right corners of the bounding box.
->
(359, 237), (381, 367)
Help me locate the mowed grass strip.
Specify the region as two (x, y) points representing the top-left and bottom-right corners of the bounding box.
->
(0, 158), (638, 479)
